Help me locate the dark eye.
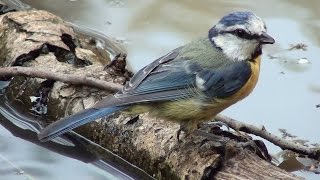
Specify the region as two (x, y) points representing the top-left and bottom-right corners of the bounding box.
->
(234, 29), (246, 38)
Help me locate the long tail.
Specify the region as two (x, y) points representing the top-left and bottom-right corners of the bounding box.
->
(38, 106), (127, 142)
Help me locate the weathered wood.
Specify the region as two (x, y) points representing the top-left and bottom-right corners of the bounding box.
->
(0, 8), (302, 180)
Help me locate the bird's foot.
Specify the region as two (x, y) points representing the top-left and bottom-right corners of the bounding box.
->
(177, 121), (230, 143)
(194, 129), (229, 142)
(199, 120), (230, 131)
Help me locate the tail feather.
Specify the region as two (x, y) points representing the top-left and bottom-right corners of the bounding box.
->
(38, 106), (126, 142)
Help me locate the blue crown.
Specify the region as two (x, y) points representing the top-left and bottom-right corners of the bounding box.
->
(219, 11), (254, 26)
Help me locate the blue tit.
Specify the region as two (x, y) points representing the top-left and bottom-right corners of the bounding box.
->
(38, 11), (275, 142)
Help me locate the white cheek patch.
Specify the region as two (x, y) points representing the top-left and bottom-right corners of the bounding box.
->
(213, 34), (258, 61)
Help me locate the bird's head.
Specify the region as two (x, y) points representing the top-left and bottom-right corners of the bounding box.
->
(209, 11), (275, 61)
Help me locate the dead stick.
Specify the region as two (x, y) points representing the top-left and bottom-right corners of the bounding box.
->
(216, 114), (320, 160)
(0, 67), (123, 92)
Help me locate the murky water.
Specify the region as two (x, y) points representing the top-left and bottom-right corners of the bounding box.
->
(0, 126), (115, 180)
(0, 94), (153, 180)
(1, 0), (319, 179)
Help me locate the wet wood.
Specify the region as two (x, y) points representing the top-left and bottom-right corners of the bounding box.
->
(0, 7), (302, 180)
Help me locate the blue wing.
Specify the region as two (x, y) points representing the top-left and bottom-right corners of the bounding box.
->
(95, 59), (252, 107)
(197, 61), (252, 98)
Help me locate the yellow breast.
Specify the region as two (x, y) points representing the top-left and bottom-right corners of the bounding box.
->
(230, 56), (261, 101)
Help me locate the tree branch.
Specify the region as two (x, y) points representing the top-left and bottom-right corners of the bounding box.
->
(0, 66), (123, 92)
(1, 66), (319, 160)
(216, 114), (320, 160)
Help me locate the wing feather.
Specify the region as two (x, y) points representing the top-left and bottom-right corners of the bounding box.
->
(95, 50), (252, 108)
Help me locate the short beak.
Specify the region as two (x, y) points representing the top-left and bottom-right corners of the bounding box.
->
(259, 32), (275, 44)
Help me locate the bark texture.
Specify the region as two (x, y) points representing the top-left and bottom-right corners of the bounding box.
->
(0, 8), (302, 180)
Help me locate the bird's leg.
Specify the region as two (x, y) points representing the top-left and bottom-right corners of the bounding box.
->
(177, 120), (198, 142)
(177, 121), (194, 143)
(176, 128), (183, 143)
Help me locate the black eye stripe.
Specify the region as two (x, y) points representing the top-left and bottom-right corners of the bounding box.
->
(221, 30), (260, 40)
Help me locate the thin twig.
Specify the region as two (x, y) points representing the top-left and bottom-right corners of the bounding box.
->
(0, 67), (122, 92)
(216, 114), (320, 160)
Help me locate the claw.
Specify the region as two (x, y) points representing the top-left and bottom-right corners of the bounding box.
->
(201, 121), (230, 131)
(177, 120), (231, 143)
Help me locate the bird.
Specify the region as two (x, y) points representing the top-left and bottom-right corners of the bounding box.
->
(38, 11), (275, 142)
